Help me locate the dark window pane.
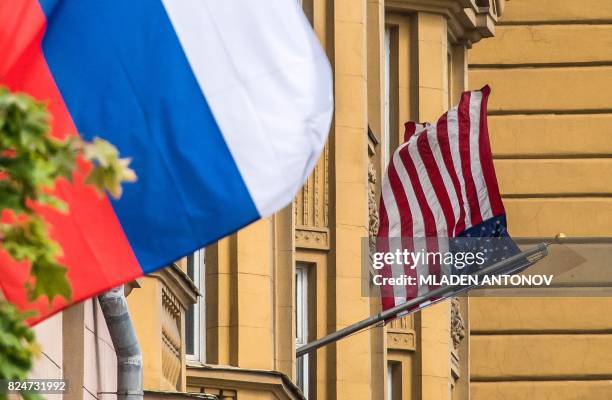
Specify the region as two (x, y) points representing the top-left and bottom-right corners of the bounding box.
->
(297, 356), (305, 392)
(186, 304), (195, 355)
(187, 253), (195, 280)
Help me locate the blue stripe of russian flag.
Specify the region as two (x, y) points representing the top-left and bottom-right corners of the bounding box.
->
(38, 0), (333, 272)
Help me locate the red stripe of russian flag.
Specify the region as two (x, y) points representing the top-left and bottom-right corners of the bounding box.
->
(0, 0), (142, 324)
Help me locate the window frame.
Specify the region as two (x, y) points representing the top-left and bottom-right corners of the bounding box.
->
(295, 263), (310, 398)
(384, 25), (392, 166)
(387, 362), (393, 400)
(386, 361), (402, 400)
(186, 249), (206, 363)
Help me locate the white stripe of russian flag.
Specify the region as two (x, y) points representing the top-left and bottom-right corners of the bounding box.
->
(162, 0), (333, 216)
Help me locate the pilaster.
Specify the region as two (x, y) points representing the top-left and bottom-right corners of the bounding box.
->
(412, 11), (453, 400)
(328, 0), (372, 398)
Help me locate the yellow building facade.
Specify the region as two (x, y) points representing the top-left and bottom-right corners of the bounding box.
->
(467, 0), (612, 399)
(126, 1), (506, 399)
(120, 1), (612, 400)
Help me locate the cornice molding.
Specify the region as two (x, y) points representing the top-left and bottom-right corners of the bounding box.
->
(385, 0), (505, 47)
(144, 390), (217, 400)
(295, 226), (330, 250)
(387, 328), (416, 352)
(149, 264), (200, 308)
(187, 365), (305, 400)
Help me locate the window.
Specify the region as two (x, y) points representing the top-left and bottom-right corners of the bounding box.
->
(447, 48), (453, 108)
(186, 249), (205, 362)
(387, 363), (393, 400)
(384, 26), (391, 165)
(387, 361), (401, 400)
(296, 263), (309, 398)
(383, 22), (401, 162)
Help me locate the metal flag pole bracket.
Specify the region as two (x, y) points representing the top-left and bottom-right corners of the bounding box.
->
(296, 243), (550, 358)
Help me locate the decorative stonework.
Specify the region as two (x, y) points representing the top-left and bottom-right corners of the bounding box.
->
(368, 162), (380, 254)
(323, 145), (329, 227)
(387, 316), (416, 352)
(451, 298), (466, 382)
(451, 297), (466, 350)
(293, 143), (331, 251)
(161, 288), (182, 390)
(389, 315), (411, 330)
(196, 387), (237, 400)
(295, 145), (329, 230)
(295, 226), (330, 250)
(388, 331), (416, 351)
(132, 265), (198, 392)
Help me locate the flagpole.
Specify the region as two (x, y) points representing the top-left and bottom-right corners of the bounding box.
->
(296, 242), (549, 358)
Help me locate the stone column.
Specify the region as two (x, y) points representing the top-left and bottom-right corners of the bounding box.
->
(273, 205), (296, 378)
(231, 219), (275, 370)
(206, 218), (276, 373)
(366, 0), (387, 399)
(412, 12), (453, 400)
(328, 0), (373, 398)
(205, 237), (233, 366)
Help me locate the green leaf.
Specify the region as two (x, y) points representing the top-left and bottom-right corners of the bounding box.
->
(2, 218), (60, 264)
(0, 87), (135, 389)
(27, 256), (72, 302)
(83, 137), (118, 168)
(83, 137), (136, 198)
(37, 194), (68, 213)
(0, 301), (37, 382)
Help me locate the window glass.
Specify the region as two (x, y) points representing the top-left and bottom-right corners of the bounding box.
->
(384, 26), (391, 164)
(186, 249), (205, 362)
(387, 363), (393, 400)
(296, 263), (309, 398)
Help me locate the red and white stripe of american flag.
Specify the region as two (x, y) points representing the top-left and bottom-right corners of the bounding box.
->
(376, 85), (505, 311)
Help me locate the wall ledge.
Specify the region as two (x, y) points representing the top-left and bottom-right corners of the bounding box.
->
(149, 264), (200, 308)
(386, 0), (506, 46)
(187, 364), (305, 400)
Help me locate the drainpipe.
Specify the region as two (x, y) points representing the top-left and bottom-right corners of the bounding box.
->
(98, 285), (143, 400)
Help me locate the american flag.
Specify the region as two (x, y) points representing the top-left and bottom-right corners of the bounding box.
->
(376, 85), (519, 312)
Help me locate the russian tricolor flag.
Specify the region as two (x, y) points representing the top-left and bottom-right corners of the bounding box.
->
(0, 0), (333, 322)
